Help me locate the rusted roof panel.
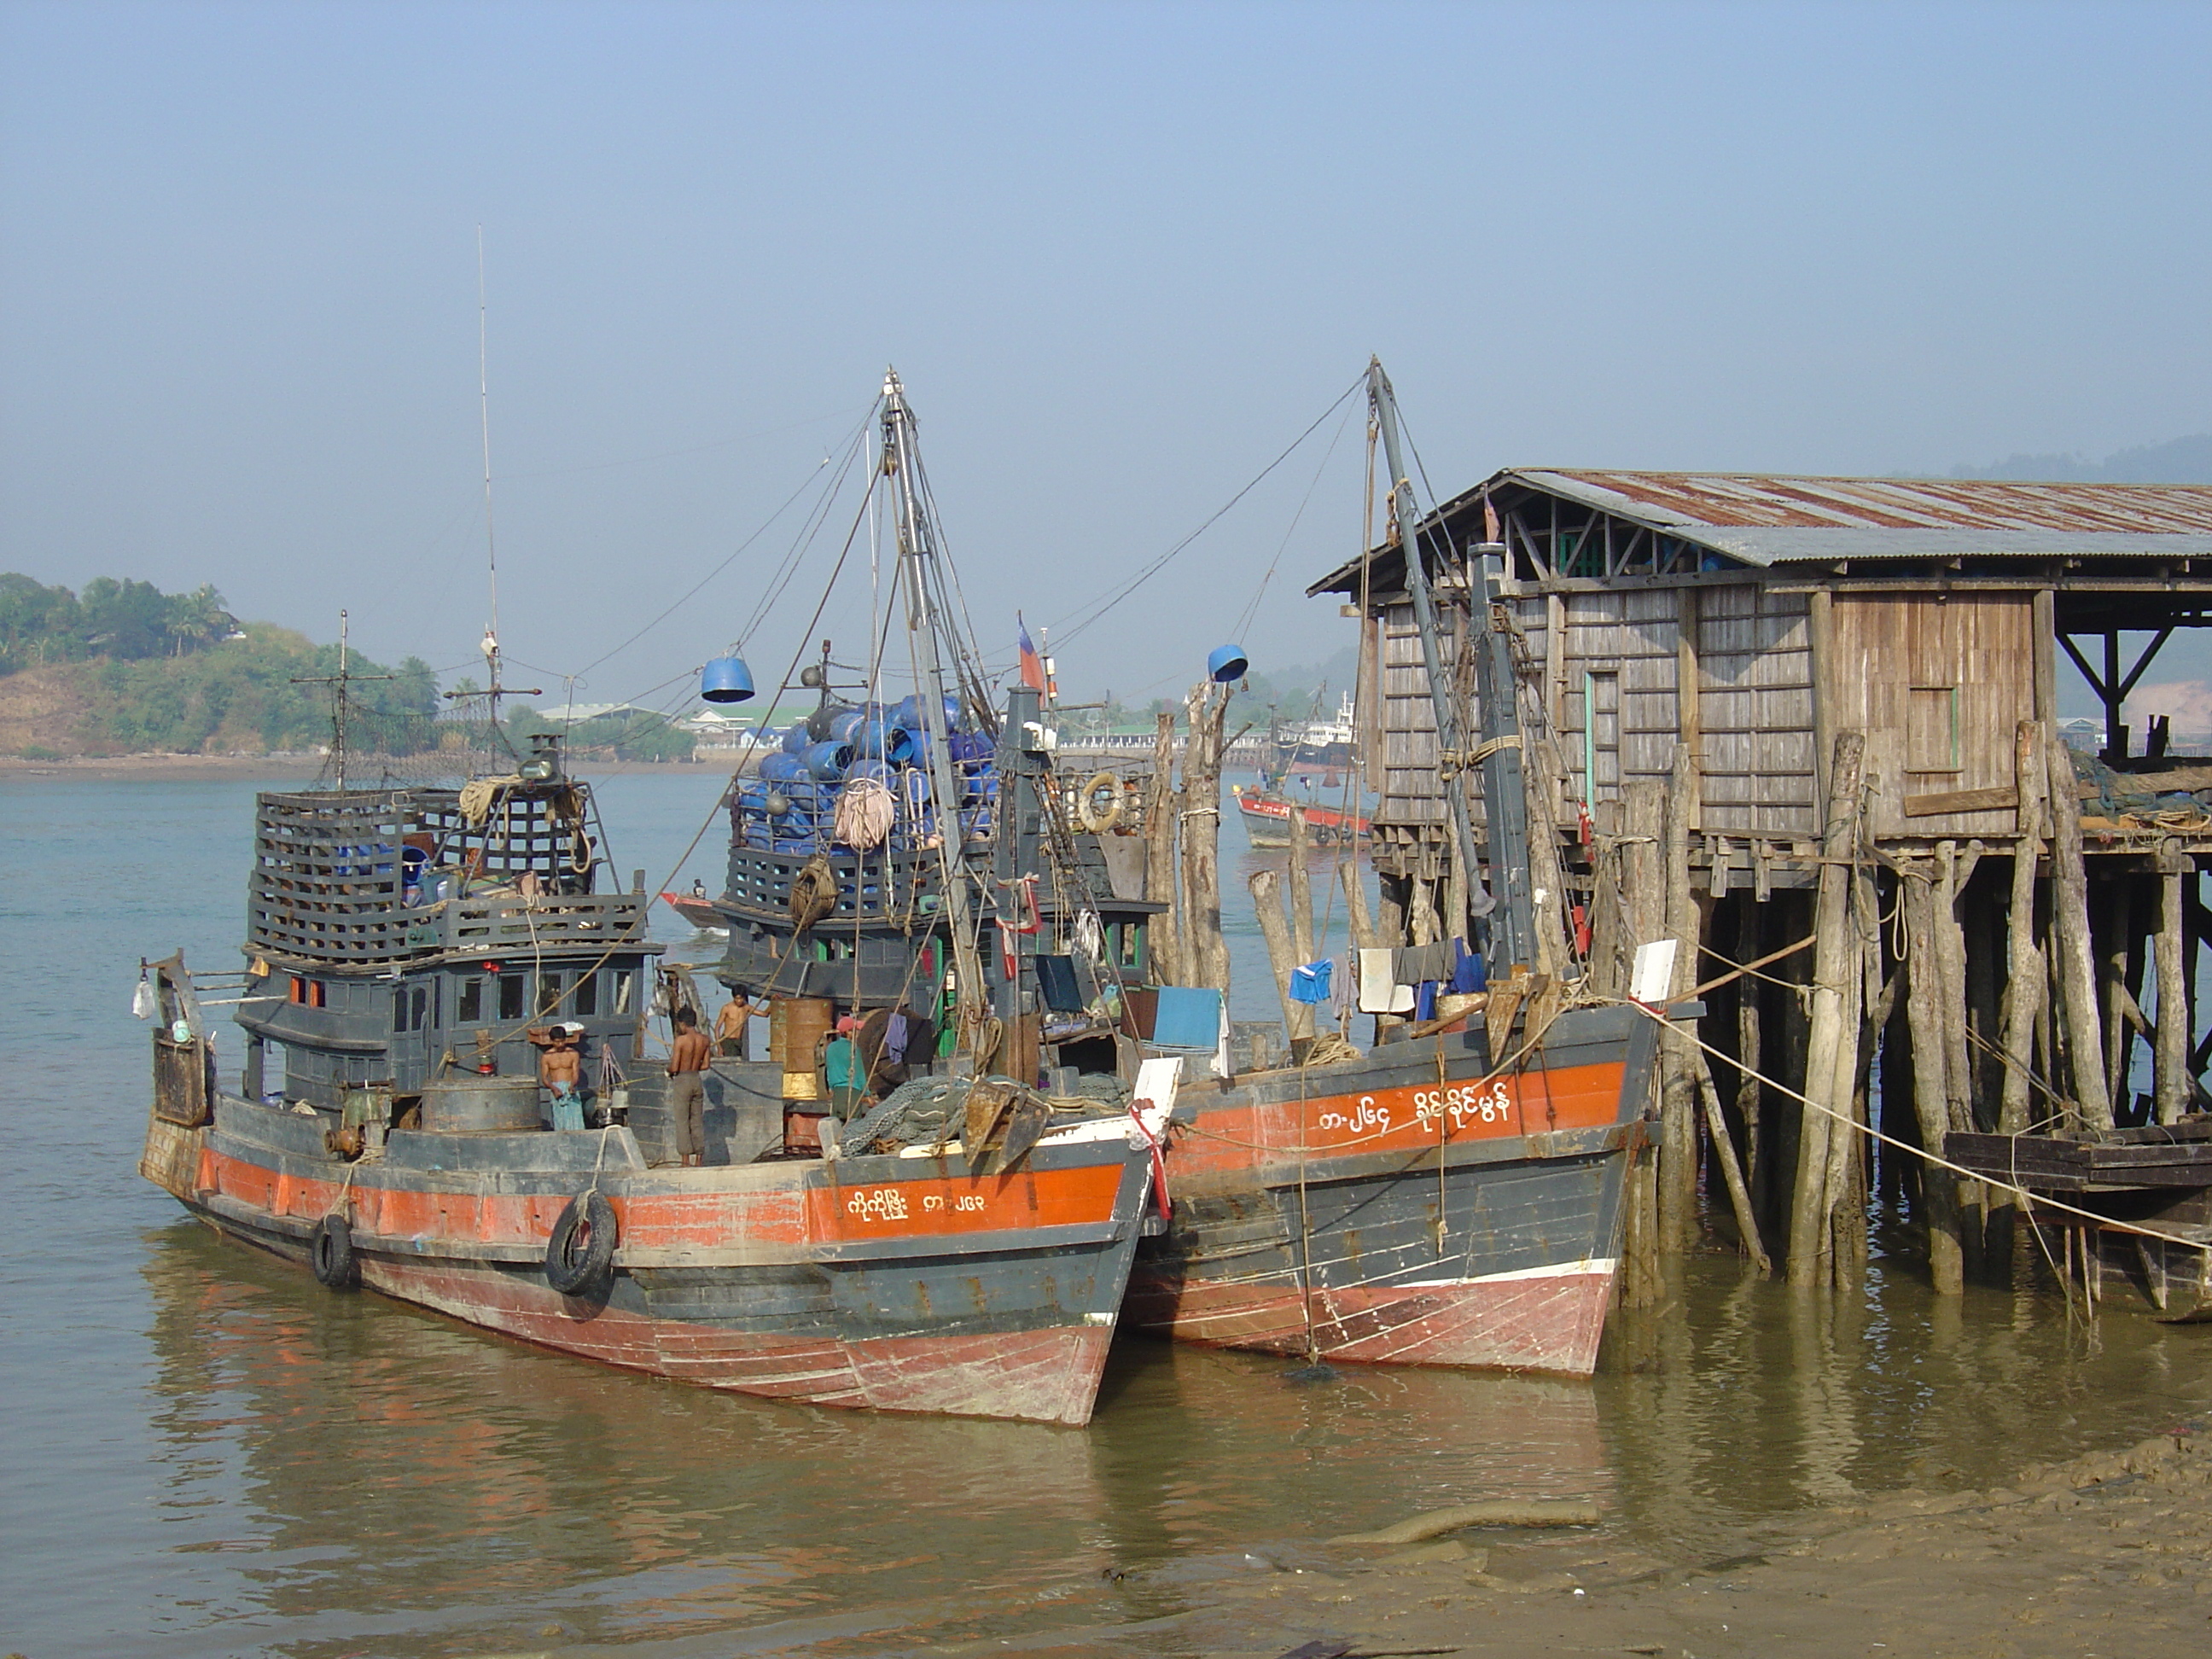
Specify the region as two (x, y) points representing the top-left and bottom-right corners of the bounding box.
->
(1307, 469), (2212, 595)
(1521, 469), (2212, 538)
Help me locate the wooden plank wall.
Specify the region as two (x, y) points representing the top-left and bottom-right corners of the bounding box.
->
(1375, 599), (1470, 829)
(1366, 580), (2024, 850)
(1697, 585), (1818, 838)
(1825, 592), (2035, 837)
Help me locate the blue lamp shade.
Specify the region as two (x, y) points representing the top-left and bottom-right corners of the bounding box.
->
(1207, 643), (1249, 684)
(701, 655), (755, 703)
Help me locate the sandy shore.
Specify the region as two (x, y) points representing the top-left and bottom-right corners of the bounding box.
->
(959, 1423), (2212, 1658)
(0, 752), (330, 782)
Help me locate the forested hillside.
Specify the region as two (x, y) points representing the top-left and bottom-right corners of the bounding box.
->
(0, 573), (438, 758)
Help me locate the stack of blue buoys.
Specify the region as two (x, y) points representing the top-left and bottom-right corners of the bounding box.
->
(735, 693), (1003, 853)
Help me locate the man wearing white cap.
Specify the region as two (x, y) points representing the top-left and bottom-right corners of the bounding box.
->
(540, 1024), (587, 1131)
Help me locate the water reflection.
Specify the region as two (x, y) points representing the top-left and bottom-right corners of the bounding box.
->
(137, 1219), (1610, 1655)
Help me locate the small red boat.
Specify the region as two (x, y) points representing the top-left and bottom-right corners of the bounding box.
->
(661, 889), (725, 931)
(1232, 784), (1370, 847)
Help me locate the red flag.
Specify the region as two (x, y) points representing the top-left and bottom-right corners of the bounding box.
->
(1018, 617), (1046, 692)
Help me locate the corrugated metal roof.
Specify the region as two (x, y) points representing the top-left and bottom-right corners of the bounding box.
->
(1513, 469), (2212, 565)
(1307, 469), (2212, 595)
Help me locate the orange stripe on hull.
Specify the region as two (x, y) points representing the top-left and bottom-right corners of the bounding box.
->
(1167, 1060), (1627, 1179)
(195, 1147), (1124, 1255)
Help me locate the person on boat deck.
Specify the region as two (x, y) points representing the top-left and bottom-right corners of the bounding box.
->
(690, 877), (707, 899)
(715, 986), (768, 1059)
(667, 1007), (711, 1167)
(539, 1024), (587, 1132)
(821, 1015), (866, 1120)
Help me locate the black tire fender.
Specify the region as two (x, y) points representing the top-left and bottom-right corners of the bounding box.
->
(544, 1191), (617, 1296)
(309, 1214), (357, 1289)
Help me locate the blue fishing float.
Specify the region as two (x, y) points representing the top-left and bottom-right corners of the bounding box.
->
(1208, 643), (1249, 684)
(700, 655), (755, 703)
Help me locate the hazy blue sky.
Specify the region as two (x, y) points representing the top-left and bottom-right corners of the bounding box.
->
(4, 0), (2208, 713)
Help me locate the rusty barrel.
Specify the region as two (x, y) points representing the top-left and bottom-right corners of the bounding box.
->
(418, 1075), (544, 1133)
(770, 997), (833, 1101)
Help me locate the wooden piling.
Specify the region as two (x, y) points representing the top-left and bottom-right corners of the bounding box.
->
(1694, 1044), (1771, 1275)
(1621, 778), (1667, 1280)
(1999, 720), (2045, 1137)
(1900, 863), (1966, 1296)
(1288, 806), (1317, 975)
(1145, 711), (1183, 987)
(1734, 891), (1765, 1210)
(1340, 860), (1377, 952)
(1179, 683), (1231, 995)
(1249, 868), (1309, 1050)
(2045, 725), (2115, 1132)
(2155, 840), (2189, 1125)
(1659, 743), (1700, 1253)
(1788, 729), (1864, 1289)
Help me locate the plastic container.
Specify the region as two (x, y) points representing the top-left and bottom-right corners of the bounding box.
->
(701, 655), (755, 703)
(800, 740), (853, 782)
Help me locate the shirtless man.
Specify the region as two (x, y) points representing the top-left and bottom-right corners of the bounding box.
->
(714, 985), (769, 1059)
(540, 1025), (586, 1132)
(667, 1008), (712, 1167)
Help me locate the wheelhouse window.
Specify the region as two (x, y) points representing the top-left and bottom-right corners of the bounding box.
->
(457, 977), (482, 1023)
(573, 971), (598, 1016)
(498, 972), (526, 1022)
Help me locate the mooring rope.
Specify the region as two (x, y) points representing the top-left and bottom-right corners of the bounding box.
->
(1621, 998), (2212, 1256)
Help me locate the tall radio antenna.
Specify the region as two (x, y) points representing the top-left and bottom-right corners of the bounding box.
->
(476, 224), (499, 651)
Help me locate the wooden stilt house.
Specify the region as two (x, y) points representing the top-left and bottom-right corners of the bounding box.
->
(1310, 469), (2212, 1297)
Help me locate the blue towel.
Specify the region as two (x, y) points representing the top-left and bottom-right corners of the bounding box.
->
(1289, 958), (1334, 1004)
(882, 1011), (910, 1063)
(1450, 937), (1487, 993)
(1415, 980), (1437, 1022)
(1151, 986), (1224, 1050)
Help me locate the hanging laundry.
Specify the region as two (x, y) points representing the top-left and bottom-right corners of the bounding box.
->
(1449, 937), (1487, 994)
(1289, 958), (1333, 1004)
(1358, 949), (1414, 1015)
(1395, 940), (1453, 986)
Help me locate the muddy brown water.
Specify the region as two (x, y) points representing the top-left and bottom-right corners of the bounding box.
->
(5, 771), (2208, 1656)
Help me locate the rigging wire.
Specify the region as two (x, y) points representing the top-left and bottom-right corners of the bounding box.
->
(1045, 374), (1365, 649)
(1230, 395), (1359, 644)
(571, 405), (876, 681)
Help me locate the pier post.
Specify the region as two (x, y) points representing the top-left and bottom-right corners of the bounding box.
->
(1288, 806), (1316, 968)
(1249, 868), (1310, 1050)
(1789, 729), (1864, 1289)
(2155, 840), (2189, 1125)
(1659, 743), (1701, 1254)
(2045, 725), (2114, 1132)
(1999, 721), (2046, 1137)
(1145, 711), (1183, 986)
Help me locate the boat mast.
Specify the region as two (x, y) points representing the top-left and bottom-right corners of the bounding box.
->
(1366, 358), (1535, 972)
(881, 369), (987, 1027)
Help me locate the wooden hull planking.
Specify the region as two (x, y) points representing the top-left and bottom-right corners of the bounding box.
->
(1133, 1003), (1651, 1376)
(153, 1096), (1152, 1426)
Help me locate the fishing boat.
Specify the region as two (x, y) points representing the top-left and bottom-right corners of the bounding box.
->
(700, 361), (1664, 1377)
(1231, 781), (1370, 848)
(1122, 362), (1662, 1374)
(660, 887), (727, 932)
(134, 393), (1161, 1426)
